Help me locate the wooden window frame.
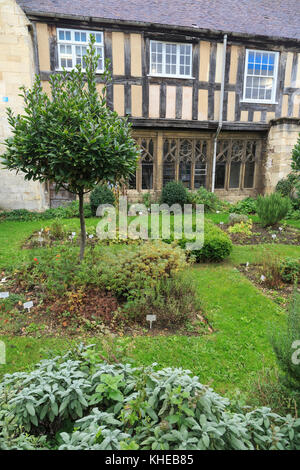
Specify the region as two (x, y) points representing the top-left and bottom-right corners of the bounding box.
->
(56, 28), (104, 73)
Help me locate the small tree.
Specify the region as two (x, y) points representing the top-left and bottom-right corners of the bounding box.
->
(2, 36), (139, 260)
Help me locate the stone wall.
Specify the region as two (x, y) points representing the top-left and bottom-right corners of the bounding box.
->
(0, 0), (47, 211)
(265, 117), (300, 194)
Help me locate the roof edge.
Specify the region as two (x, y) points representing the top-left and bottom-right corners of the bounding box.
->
(22, 9), (300, 46)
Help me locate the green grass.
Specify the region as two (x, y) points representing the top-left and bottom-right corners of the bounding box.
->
(0, 215), (299, 397)
(286, 218), (300, 229)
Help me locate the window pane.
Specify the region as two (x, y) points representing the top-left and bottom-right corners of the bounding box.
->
(229, 162), (241, 188)
(65, 31), (71, 41)
(194, 163), (206, 188)
(163, 162), (175, 186)
(245, 50), (277, 101)
(59, 30), (65, 40)
(179, 161), (191, 189)
(244, 162), (255, 188)
(142, 162), (153, 190)
(215, 163), (226, 189)
(129, 172), (136, 190)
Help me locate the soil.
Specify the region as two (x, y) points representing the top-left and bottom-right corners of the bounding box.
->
(220, 223), (300, 245)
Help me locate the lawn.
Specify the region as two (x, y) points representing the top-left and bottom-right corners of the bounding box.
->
(0, 216), (299, 398)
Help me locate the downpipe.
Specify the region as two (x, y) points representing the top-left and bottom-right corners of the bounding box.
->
(211, 34), (227, 193)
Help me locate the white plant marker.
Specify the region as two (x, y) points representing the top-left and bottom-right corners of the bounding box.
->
(271, 234), (276, 239)
(216, 211), (220, 214)
(89, 234), (94, 239)
(0, 292), (9, 299)
(260, 275), (266, 282)
(219, 221), (224, 225)
(146, 315), (156, 329)
(1, 278), (7, 283)
(23, 301), (33, 312)
(246, 262), (249, 267)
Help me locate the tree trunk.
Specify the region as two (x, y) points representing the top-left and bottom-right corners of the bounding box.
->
(79, 191), (86, 262)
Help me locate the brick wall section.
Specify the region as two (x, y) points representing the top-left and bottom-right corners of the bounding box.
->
(0, 0), (47, 211)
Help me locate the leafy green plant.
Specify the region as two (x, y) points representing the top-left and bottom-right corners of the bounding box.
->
(160, 182), (188, 207)
(229, 213), (249, 224)
(270, 293), (300, 408)
(256, 193), (291, 227)
(2, 347), (300, 450)
(100, 241), (187, 299)
(178, 221), (232, 262)
(279, 258), (300, 284)
(0, 201), (92, 222)
(90, 184), (115, 216)
(188, 187), (225, 213)
(292, 133), (300, 172)
(228, 219), (253, 237)
(229, 197), (257, 215)
(2, 36), (138, 260)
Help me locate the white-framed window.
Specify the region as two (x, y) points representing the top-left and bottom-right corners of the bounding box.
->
(150, 40), (192, 78)
(57, 28), (104, 72)
(243, 49), (279, 103)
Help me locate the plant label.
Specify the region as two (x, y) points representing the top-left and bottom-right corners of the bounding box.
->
(89, 234), (94, 239)
(1, 278), (7, 283)
(0, 292), (9, 299)
(24, 301), (33, 311)
(146, 314), (156, 329)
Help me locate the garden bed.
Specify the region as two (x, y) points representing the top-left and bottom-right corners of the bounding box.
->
(0, 277), (211, 337)
(238, 263), (300, 306)
(220, 222), (300, 245)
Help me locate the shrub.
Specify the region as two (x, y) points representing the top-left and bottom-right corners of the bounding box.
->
(276, 173), (299, 198)
(0, 201), (92, 221)
(101, 241), (187, 299)
(279, 258), (300, 284)
(123, 272), (200, 327)
(229, 197), (257, 215)
(228, 219), (252, 237)
(229, 213), (249, 225)
(160, 181), (188, 207)
(178, 220), (232, 262)
(90, 184), (115, 216)
(2, 347), (300, 450)
(270, 293), (300, 408)
(188, 187), (225, 212)
(256, 193), (291, 227)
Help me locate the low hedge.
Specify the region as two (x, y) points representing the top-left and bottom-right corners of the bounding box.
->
(178, 220), (232, 262)
(0, 201), (92, 222)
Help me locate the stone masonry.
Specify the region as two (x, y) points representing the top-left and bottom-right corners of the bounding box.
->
(0, 0), (47, 211)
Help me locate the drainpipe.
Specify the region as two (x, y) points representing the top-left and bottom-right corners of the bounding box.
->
(211, 34), (227, 193)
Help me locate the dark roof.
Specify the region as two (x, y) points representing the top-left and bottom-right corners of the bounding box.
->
(17, 0), (300, 41)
